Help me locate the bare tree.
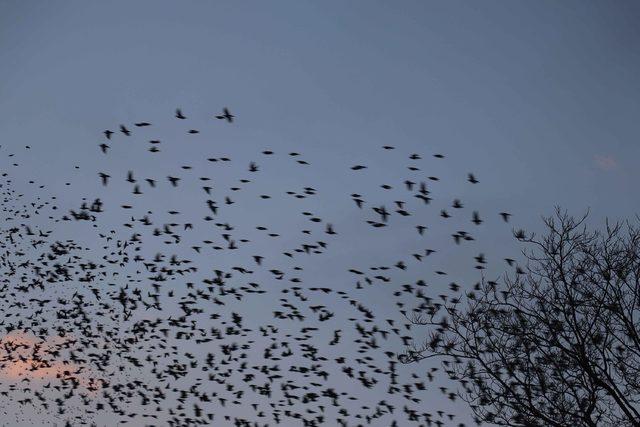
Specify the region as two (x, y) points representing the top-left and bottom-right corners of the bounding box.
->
(401, 208), (640, 426)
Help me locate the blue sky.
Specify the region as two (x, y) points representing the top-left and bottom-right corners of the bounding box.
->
(2, 1), (639, 221)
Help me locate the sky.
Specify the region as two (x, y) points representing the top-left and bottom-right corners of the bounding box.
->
(1, 1), (639, 222)
(1, 1), (640, 426)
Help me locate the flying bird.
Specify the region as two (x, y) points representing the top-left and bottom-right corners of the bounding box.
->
(215, 107), (234, 123)
(98, 172), (110, 186)
(472, 211), (483, 225)
(500, 212), (512, 222)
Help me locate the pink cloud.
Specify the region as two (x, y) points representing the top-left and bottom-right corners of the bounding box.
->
(594, 155), (617, 171)
(0, 332), (100, 391)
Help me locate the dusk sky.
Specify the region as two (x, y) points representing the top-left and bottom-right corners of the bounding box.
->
(1, 1), (639, 426)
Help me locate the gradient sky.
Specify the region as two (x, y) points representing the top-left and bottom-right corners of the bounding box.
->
(1, 1), (639, 221)
(1, 1), (640, 426)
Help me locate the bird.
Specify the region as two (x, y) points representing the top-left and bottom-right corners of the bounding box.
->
(467, 173), (478, 184)
(514, 229), (526, 240)
(176, 108), (186, 119)
(472, 211), (482, 225)
(474, 253), (486, 264)
(500, 212), (512, 222)
(215, 107), (234, 123)
(325, 224), (336, 235)
(98, 172), (110, 186)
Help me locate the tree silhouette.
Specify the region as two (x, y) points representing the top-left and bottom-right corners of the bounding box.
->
(401, 209), (640, 426)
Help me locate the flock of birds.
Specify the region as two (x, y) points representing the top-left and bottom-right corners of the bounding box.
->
(0, 107), (521, 427)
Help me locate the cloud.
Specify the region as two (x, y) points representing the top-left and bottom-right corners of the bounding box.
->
(594, 155), (617, 171)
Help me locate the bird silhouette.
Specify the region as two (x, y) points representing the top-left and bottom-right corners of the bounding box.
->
(215, 107), (234, 122)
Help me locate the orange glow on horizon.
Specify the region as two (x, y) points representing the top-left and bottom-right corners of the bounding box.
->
(0, 331), (102, 391)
